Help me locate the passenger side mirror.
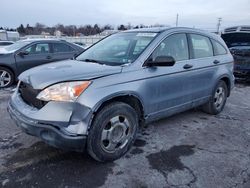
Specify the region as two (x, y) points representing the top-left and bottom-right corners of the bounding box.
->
(146, 56), (176, 67)
(18, 51), (29, 56)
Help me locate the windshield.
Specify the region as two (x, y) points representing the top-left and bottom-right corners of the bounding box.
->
(4, 41), (31, 52)
(221, 33), (250, 48)
(76, 32), (158, 65)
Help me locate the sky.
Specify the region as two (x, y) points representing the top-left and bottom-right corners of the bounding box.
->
(1, 0), (250, 30)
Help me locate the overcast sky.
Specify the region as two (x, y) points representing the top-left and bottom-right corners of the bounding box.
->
(1, 0), (250, 30)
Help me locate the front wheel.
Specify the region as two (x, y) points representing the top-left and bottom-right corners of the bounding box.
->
(87, 102), (139, 162)
(202, 80), (228, 115)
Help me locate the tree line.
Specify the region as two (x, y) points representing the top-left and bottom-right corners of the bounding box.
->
(1, 23), (166, 36)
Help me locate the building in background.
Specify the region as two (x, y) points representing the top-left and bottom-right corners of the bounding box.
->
(0, 30), (20, 41)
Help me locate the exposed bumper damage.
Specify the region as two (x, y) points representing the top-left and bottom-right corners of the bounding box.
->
(8, 91), (93, 152)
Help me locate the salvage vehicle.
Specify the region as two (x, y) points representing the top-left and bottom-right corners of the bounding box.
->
(8, 27), (234, 162)
(0, 39), (84, 88)
(221, 26), (250, 81)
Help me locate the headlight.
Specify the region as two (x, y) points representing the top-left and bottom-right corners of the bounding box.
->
(36, 81), (91, 102)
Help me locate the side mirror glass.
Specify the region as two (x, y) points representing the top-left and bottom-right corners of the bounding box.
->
(146, 56), (176, 67)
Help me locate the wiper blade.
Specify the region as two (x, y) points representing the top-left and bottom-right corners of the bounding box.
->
(81, 59), (104, 64)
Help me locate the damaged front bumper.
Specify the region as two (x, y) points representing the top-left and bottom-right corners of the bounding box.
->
(8, 91), (93, 152)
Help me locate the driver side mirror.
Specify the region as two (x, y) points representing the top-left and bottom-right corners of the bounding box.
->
(145, 56), (176, 67)
(18, 51), (29, 57)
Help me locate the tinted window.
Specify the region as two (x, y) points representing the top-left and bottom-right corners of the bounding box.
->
(190, 34), (213, 58)
(212, 39), (227, 55)
(53, 43), (75, 53)
(25, 43), (49, 54)
(151, 33), (189, 61)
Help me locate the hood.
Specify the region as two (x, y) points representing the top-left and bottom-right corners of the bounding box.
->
(0, 48), (12, 55)
(19, 60), (122, 89)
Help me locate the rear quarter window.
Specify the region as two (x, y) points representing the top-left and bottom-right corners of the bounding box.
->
(211, 39), (227, 55)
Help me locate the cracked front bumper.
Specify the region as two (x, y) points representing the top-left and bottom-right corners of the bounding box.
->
(8, 91), (93, 152)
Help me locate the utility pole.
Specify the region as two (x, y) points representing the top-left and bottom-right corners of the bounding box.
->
(217, 17), (222, 34)
(176, 14), (179, 27)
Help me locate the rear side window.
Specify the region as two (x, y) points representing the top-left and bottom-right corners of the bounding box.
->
(211, 39), (227, 55)
(151, 33), (189, 61)
(190, 34), (213, 58)
(53, 43), (75, 53)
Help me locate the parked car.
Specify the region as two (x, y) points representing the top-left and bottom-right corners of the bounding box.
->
(221, 26), (250, 81)
(0, 39), (84, 88)
(8, 27), (234, 162)
(0, 41), (14, 47)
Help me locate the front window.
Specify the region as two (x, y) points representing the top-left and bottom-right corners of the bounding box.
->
(4, 41), (31, 52)
(150, 33), (189, 62)
(76, 32), (157, 65)
(25, 43), (49, 54)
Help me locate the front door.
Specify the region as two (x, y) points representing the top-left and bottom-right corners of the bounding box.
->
(142, 33), (196, 120)
(15, 42), (53, 74)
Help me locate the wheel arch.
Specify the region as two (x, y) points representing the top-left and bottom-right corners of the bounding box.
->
(217, 75), (232, 97)
(92, 93), (145, 126)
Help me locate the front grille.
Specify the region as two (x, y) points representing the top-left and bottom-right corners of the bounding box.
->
(19, 82), (47, 109)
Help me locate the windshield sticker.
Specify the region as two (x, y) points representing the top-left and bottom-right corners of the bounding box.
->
(136, 33), (157, 37)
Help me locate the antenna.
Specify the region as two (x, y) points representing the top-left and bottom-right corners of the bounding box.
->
(176, 14), (179, 27)
(217, 17), (222, 33)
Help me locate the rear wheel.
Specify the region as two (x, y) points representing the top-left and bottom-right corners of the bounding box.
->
(87, 102), (138, 162)
(202, 80), (228, 115)
(0, 67), (14, 88)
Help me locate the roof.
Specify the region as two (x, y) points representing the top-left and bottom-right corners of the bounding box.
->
(123, 27), (212, 34)
(22, 38), (63, 42)
(123, 27), (170, 33)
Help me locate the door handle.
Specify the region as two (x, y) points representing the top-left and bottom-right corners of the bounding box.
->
(213, 60), (220, 64)
(183, 64), (193, 69)
(46, 55), (52, 60)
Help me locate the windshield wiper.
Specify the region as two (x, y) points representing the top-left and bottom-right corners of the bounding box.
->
(80, 58), (105, 65)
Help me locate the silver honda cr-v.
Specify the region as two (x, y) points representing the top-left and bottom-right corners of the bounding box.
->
(8, 27), (234, 162)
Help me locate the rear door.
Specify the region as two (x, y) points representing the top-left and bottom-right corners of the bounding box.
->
(15, 42), (53, 74)
(187, 33), (219, 104)
(51, 42), (78, 61)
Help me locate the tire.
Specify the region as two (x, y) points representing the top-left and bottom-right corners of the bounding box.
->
(0, 66), (14, 88)
(202, 80), (228, 115)
(87, 102), (139, 162)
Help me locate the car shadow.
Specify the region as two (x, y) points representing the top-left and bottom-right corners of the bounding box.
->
(1, 142), (114, 188)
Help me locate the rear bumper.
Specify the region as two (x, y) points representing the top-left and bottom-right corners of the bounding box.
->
(7, 92), (92, 152)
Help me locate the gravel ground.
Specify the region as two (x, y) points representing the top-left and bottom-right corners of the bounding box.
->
(0, 83), (250, 188)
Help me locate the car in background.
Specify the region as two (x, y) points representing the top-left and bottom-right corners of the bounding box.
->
(8, 27), (234, 161)
(0, 39), (84, 88)
(221, 26), (250, 81)
(0, 41), (14, 47)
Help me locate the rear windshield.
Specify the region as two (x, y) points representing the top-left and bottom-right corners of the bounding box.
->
(221, 33), (250, 47)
